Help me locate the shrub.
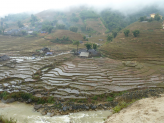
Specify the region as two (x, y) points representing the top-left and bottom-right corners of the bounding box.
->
(132, 30), (140, 37)
(124, 29), (130, 37)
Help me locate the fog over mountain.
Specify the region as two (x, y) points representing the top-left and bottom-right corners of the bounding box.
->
(1, 0), (164, 16)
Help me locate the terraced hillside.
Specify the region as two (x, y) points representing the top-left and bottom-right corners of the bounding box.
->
(101, 21), (164, 63)
(1, 55), (164, 100)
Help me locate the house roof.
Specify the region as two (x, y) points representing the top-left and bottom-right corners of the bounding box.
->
(79, 52), (89, 57)
(150, 13), (155, 15)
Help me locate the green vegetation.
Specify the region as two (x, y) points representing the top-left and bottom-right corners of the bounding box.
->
(56, 24), (65, 29)
(93, 43), (98, 50)
(124, 29), (130, 37)
(51, 36), (71, 44)
(30, 14), (38, 26)
(132, 30), (140, 37)
(17, 21), (24, 28)
(107, 35), (113, 42)
(21, 30), (26, 35)
(70, 27), (78, 32)
(112, 31), (118, 38)
(84, 43), (92, 51)
(80, 10), (99, 20)
(72, 40), (80, 53)
(70, 17), (79, 22)
(113, 100), (137, 113)
(42, 25), (53, 33)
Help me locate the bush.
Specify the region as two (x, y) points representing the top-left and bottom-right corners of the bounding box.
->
(132, 30), (140, 37)
(107, 35), (113, 42)
(124, 29), (130, 37)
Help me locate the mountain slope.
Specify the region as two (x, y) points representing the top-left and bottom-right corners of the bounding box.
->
(101, 21), (164, 63)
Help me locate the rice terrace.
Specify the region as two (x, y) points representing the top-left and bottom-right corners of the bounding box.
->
(1, 2), (164, 123)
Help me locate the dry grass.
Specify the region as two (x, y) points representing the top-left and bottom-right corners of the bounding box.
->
(45, 30), (84, 41)
(101, 21), (164, 62)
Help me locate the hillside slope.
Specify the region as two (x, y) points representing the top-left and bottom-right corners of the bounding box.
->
(101, 21), (164, 63)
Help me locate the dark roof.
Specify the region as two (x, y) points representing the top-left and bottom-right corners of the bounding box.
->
(41, 47), (50, 52)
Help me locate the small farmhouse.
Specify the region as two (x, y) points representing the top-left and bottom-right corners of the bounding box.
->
(79, 52), (89, 58)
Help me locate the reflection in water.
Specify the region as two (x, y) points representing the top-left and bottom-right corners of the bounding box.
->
(0, 101), (112, 123)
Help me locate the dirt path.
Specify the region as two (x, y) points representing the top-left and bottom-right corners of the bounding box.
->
(105, 94), (164, 123)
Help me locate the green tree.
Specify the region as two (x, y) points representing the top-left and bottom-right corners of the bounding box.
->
(93, 43), (98, 51)
(73, 41), (80, 53)
(1, 27), (6, 35)
(56, 24), (65, 29)
(112, 31), (117, 38)
(83, 36), (86, 40)
(70, 27), (78, 32)
(124, 29), (130, 37)
(132, 30), (140, 37)
(33, 31), (38, 36)
(154, 14), (161, 21)
(21, 30), (26, 35)
(17, 21), (24, 28)
(42, 25), (53, 33)
(107, 35), (113, 42)
(139, 17), (144, 22)
(84, 43), (92, 51)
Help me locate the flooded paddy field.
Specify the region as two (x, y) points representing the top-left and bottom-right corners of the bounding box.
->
(0, 55), (164, 99)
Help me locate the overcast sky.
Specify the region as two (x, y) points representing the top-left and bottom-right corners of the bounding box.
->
(0, 0), (163, 16)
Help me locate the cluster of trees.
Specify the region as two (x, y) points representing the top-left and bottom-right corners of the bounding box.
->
(124, 29), (140, 37)
(72, 41), (98, 53)
(84, 43), (98, 51)
(56, 24), (65, 29)
(106, 31), (118, 42)
(1, 13), (30, 22)
(70, 27), (78, 32)
(70, 13), (79, 22)
(17, 21), (24, 28)
(54, 36), (70, 41)
(30, 14), (38, 26)
(80, 10), (99, 20)
(139, 14), (162, 22)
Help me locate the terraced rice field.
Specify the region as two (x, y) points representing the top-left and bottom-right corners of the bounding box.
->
(0, 56), (164, 100)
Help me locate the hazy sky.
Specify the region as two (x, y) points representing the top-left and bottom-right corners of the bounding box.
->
(0, 0), (163, 16)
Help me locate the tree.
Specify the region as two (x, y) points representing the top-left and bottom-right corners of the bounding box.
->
(154, 14), (161, 21)
(139, 17), (144, 22)
(83, 36), (86, 40)
(93, 43), (98, 51)
(17, 21), (24, 28)
(70, 27), (78, 32)
(107, 35), (113, 42)
(112, 31), (117, 38)
(1, 27), (6, 35)
(33, 31), (38, 36)
(84, 43), (92, 51)
(132, 30), (140, 37)
(124, 29), (130, 37)
(42, 25), (53, 33)
(56, 24), (65, 29)
(21, 30), (26, 35)
(73, 41), (80, 53)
